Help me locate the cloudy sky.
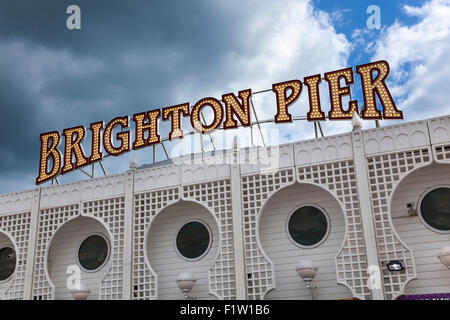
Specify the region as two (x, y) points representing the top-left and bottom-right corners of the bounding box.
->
(0, 0), (449, 194)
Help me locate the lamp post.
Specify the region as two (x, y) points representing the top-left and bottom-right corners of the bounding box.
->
(295, 259), (318, 300)
(438, 246), (450, 269)
(176, 272), (197, 300)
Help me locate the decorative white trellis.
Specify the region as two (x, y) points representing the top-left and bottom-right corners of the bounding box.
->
(83, 197), (125, 299)
(32, 197), (125, 300)
(241, 168), (295, 300)
(0, 115), (448, 300)
(32, 205), (79, 299)
(434, 144), (450, 162)
(132, 187), (180, 299)
(366, 148), (431, 300)
(297, 160), (372, 299)
(241, 159), (372, 300)
(132, 180), (236, 300)
(182, 179), (235, 300)
(0, 212), (31, 300)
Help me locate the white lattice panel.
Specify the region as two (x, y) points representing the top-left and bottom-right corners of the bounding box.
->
(32, 197), (124, 300)
(297, 160), (371, 300)
(133, 180), (236, 300)
(133, 187), (180, 299)
(83, 197), (125, 299)
(182, 180), (235, 299)
(366, 148), (432, 299)
(241, 168), (295, 299)
(32, 205), (79, 300)
(0, 212), (31, 299)
(428, 116), (450, 163)
(433, 144), (450, 162)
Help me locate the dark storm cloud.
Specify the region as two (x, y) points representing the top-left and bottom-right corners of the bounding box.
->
(0, 0), (253, 193)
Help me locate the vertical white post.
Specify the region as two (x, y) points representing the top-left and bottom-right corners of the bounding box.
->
(230, 140), (247, 299)
(24, 187), (41, 300)
(122, 169), (135, 299)
(351, 129), (384, 300)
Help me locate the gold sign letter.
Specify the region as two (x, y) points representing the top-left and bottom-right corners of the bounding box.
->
(272, 80), (302, 123)
(325, 67), (358, 120)
(62, 126), (88, 174)
(36, 132), (62, 184)
(356, 60), (402, 119)
(222, 89), (252, 129)
(133, 110), (161, 149)
(104, 116), (130, 156)
(304, 74), (325, 121)
(162, 103), (189, 140)
(89, 121), (104, 163)
(190, 98), (223, 133)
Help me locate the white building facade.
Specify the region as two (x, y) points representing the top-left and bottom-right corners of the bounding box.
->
(0, 115), (449, 300)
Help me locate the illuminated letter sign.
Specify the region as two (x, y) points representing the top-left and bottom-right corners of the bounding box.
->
(36, 60), (402, 184)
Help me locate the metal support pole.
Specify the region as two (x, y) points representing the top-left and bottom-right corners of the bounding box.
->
(250, 96), (266, 147)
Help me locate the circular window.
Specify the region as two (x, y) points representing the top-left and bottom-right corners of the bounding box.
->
(287, 205), (330, 248)
(419, 187), (450, 233)
(78, 234), (110, 271)
(175, 220), (212, 260)
(0, 247), (16, 282)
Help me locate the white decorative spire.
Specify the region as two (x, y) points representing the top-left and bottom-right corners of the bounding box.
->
(129, 154), (138, 170)
(352, 112), (363, 132)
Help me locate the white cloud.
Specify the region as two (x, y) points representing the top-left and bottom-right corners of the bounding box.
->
(172, 0), (353, 150)
(371, 0), (450, 120)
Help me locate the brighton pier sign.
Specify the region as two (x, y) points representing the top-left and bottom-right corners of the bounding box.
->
(36, 60), (403, 185)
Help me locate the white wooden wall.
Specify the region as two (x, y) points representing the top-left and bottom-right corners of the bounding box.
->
(391, 163), (450, 296)
(147, 201), (219, 300)
(0, 232), (14, 298)
(47, 217), (111, 300)
(259, 183), (352, 300)
(0, 115), (449, 300)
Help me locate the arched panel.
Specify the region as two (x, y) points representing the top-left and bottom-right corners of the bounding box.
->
(259, 183), (351, 300)
(32, 205), (80, 300)
(47, 217), (112, 300)
(32, 196), (124, 300)
(296, 160), (371, 299)
(147, 201), (219, 300)
(182, 179), (234, 300)
(366, 147), (432, 299)
(390, 163), (450, 296)
(0, 231), (17, 299)
(132, 187), (180, 299)
(241, 168), (296, 300)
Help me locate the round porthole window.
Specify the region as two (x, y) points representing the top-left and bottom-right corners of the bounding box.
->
(175, 220), (212, 260)
(0, 247), (16, 282)
(78, 234), (110, 271)
(287, 205), (330, 248)
(419, 187), (450, 233)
